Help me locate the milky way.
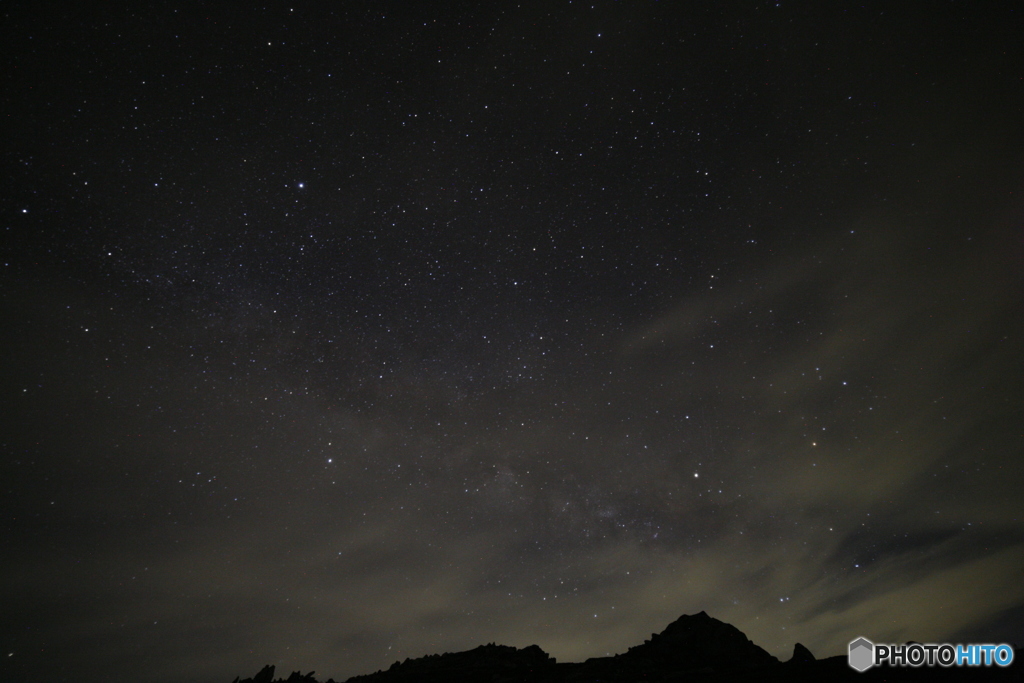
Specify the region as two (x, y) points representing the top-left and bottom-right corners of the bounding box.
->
(2, 4), (1023, 682)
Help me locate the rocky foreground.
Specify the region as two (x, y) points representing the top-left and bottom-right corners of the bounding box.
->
(232, 611), (1022, 682)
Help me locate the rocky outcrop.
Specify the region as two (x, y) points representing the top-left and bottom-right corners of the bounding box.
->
(787, 642), (815, 664)
(234, 665), (331, 683)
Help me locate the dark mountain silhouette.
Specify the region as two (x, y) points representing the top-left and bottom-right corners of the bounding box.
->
(231, 612), (1022, 683)
(618, 610), (779, 669)
(347, 643), (555, 683)
(788, 641), (816, 664)
(232, 665), (322, 683)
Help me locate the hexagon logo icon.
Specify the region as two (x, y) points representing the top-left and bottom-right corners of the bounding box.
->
(848, 637), (874, 672)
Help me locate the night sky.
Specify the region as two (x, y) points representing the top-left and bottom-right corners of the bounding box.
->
(3, 3), (1024, 682)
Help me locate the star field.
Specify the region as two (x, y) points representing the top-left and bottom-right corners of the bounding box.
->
(2, 3), (1023, 682)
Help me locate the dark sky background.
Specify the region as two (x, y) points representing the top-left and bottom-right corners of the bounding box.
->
(3, 2), (1023, 682)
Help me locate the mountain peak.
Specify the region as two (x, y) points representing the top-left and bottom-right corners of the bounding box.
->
(788, 642), (816, 664)
(623, 611), (779, 671)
